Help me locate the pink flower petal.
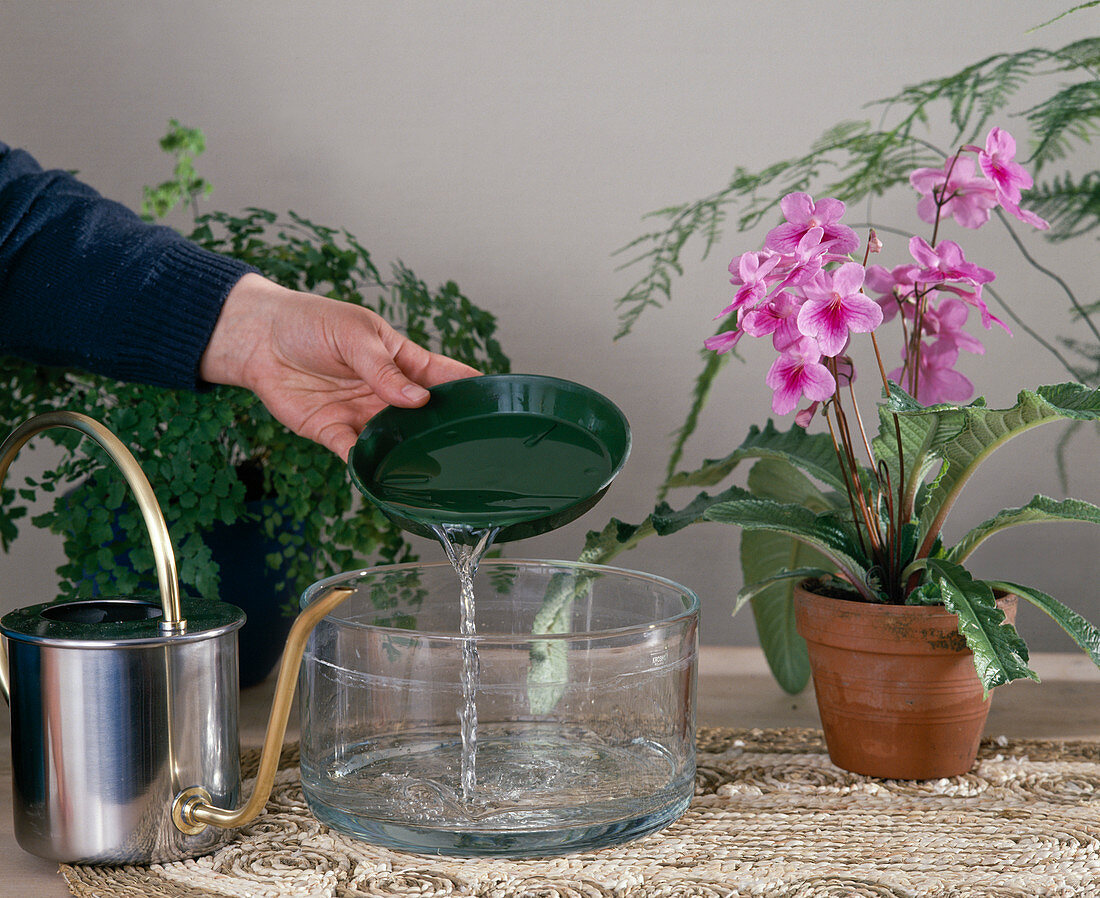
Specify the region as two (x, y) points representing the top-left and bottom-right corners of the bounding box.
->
(779, 192), (815, 222)
(704, 330), (742, 354)
(795, 401), (820, 428)
(800, 360), (838, 402)
(797, 301), (850, 357)
(842, 292), (886, 332)
(1001, 197), (1050, 231)
(832, 261), (866, 295)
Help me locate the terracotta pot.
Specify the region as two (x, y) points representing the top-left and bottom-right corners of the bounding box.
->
(793, 583), (1018, 780)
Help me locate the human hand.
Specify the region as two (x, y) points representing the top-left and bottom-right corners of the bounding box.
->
(200, 273), (480, 459)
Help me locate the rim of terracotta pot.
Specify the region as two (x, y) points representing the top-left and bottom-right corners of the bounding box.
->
(792, 580), (1018, 655)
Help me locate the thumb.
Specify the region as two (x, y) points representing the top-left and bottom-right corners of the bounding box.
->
(369, 359), (432, 407)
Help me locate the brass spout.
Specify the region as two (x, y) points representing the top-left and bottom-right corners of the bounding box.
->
(0, 412), (185, 704)
(172, 584), (355, 833)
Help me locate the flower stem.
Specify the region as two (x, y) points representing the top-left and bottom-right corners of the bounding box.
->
(929, 147), (963, 249)
(910, 284), (934, 400)
(847, 378), (876, 471)
(869, 331), (892, 395)
(824, 408), (869, 560)
(828, 369), (882, 556)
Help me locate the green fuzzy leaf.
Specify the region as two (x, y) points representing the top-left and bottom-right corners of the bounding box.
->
(921, 558), (1038, 693)
(578, 515), (655, 566)
(703, 497), (872, 599)
(745, 456), (835, 512)
(666, 420), (849, 494)
(986, 579), (1100, 671)
(896, 384), (1100, 556)
(578, 483), (753, 567)
(733, 566), (836, 617)
(884, 382), (1100, 556)
(872, 383), (968, 520)
(735, 556), (826, 696)
(652, 484), (755, 535)
(947, 495), (1100, 563)
(738, 458), (838, 694)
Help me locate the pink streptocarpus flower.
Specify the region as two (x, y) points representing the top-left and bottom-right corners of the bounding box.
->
(978, 127), (1031, 205)
(890, 339), (973, 405)
(791, 352), (854, 426)
(795, 263), (883, 357)
(1001, 199), (1049, 230)
(720, 251), (782, 315)
(927, 297), (986, 355)
(704, 329), (743, 355)
(909, 156), (999, 229)
(765, 337), (837, 416)
(864, 263), (920, 322)
(833, 354), (857, 387)
(948, 287), (1010, 333)
(976, 127), (1050, 230)
(908, 236), (996, 288)
(907, 237), (1006, 331)
(773, 226), (836, 289)
(902, 235), (998, 283)
(740, 290), (803, 351)
(765, 193), (860, 256)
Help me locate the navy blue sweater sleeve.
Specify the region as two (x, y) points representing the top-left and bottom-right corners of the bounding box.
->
(0, 141), (256, 389)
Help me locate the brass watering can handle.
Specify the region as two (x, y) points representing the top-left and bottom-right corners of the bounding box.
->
(0, 411), (185, 703)
(172, 583), (355, 833)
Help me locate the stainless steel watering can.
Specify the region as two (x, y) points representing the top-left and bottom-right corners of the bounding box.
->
(0, 412), (352, 865)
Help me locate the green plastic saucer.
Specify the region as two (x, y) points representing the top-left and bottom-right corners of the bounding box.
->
(349, 374), (630, 543)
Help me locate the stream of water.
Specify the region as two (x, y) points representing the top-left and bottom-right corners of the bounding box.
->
(431, 524), (500, 803)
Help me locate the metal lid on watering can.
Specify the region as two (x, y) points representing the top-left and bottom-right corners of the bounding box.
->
(0, 595), (243, 649)
(348, 374), (631, 543)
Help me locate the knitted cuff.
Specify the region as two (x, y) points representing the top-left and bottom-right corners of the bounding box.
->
(115, 240), (257, 390)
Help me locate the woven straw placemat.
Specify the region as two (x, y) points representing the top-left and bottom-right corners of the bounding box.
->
(61, 728), (1100, 897)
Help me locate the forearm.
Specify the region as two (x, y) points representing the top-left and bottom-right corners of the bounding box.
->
(0, 141), (253, 388)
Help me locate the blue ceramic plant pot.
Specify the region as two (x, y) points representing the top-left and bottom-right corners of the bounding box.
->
(62, 479), (299, 689)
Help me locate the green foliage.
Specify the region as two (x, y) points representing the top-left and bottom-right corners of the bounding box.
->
(885, 382), (1100, 556)
(986, 578), (1100, 669)
(140, 119), (211, 221)
(0, 122), (510, 612)
(737, 459), (834, 694)
(527, 570), (595, 715)
(587, 384), (1100, 692)
(666, 419), (851, 495)
(946, 494), (1100, 564)
(1025, 171), (1100, 243)
(659, 338), (732, 499)
(703, 497), (871, 597)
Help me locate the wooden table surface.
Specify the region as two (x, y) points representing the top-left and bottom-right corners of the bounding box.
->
(3, 647), (1098, 897)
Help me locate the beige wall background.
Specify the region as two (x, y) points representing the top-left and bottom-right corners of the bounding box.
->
(1, 1), (1096, 651)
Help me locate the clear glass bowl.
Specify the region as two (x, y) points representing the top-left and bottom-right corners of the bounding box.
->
(298, 559), (698, 857)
